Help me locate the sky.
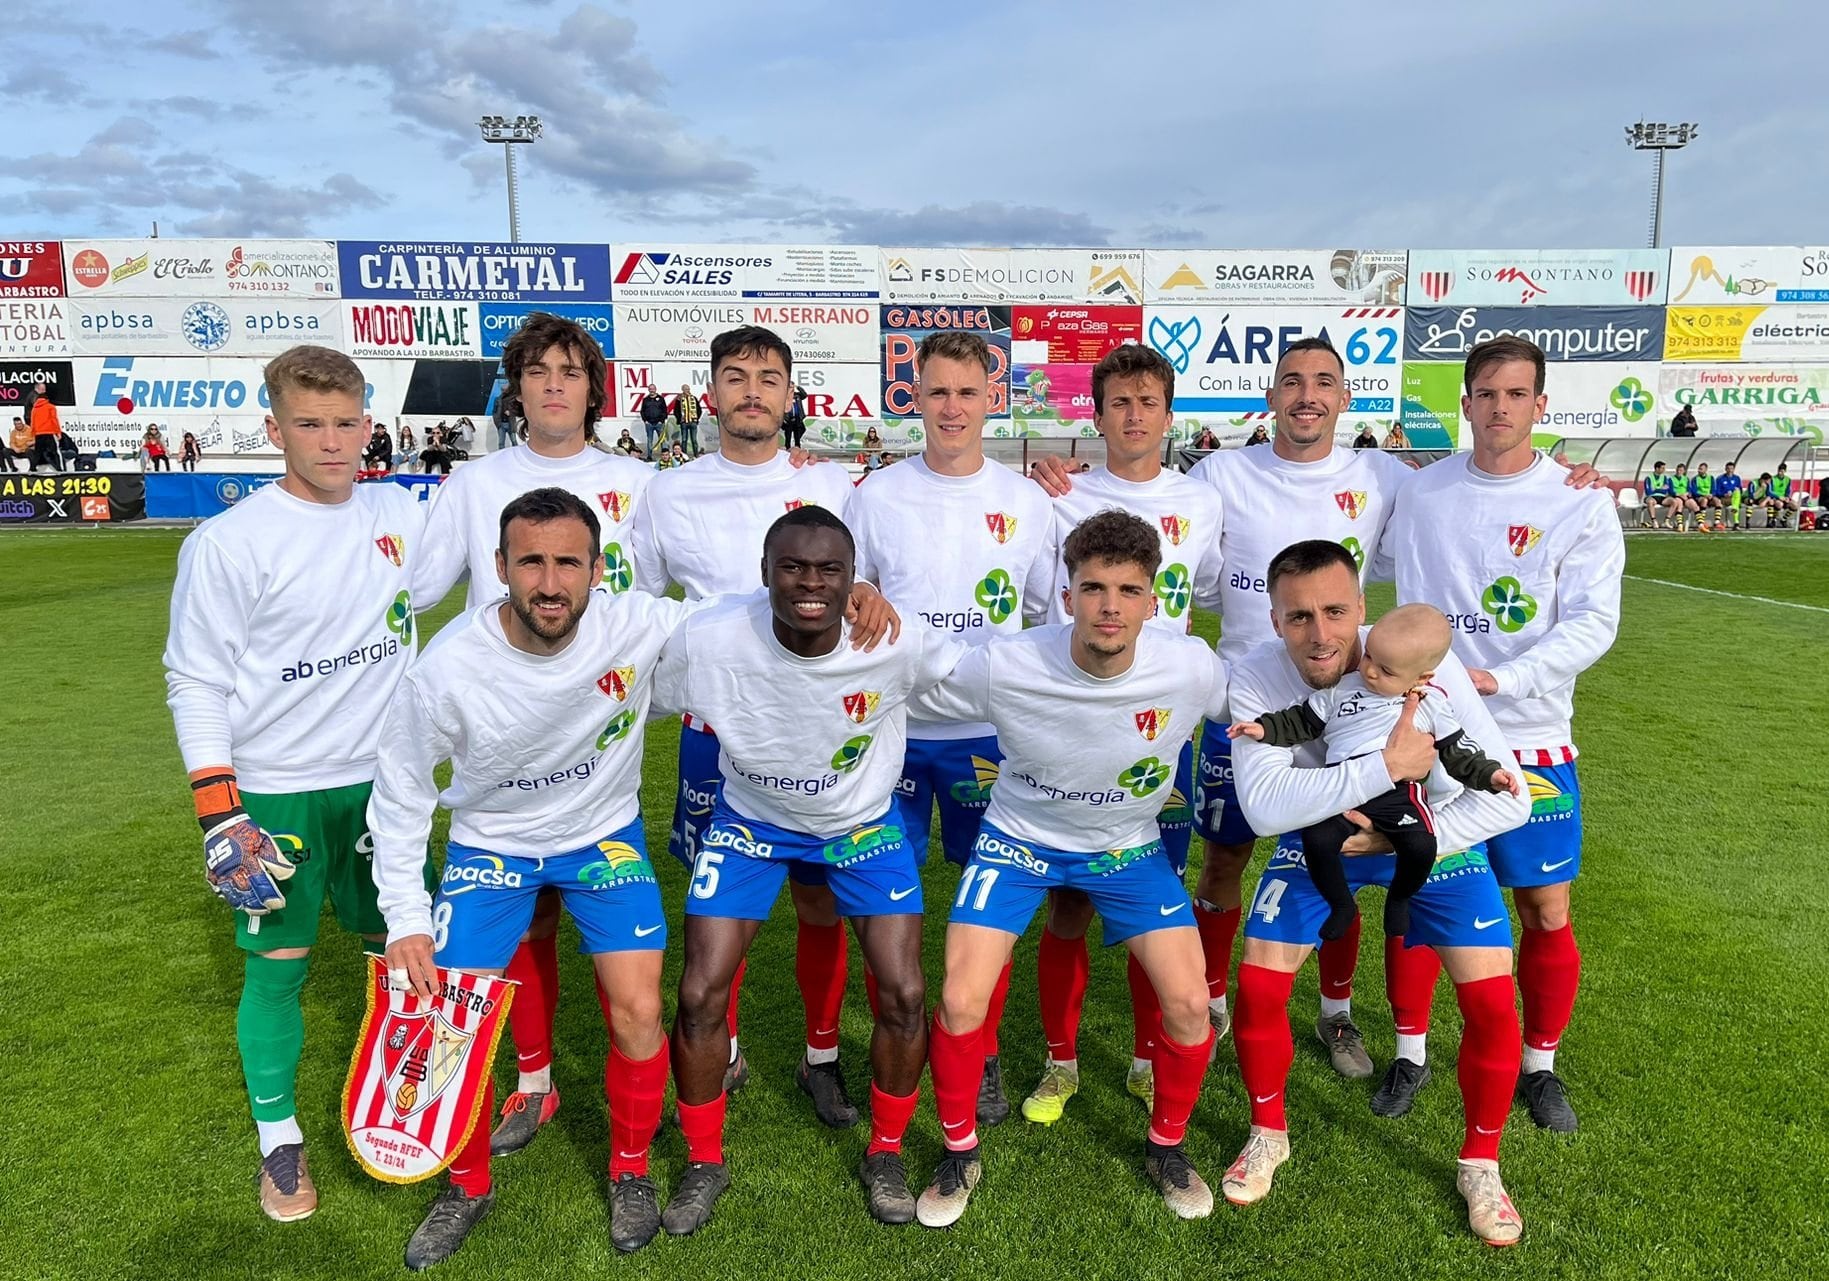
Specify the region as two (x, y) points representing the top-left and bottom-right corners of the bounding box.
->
(1, 0), (1822, 250)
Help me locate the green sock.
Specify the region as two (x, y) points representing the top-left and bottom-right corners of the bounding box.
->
(238, 954), (310, 1123)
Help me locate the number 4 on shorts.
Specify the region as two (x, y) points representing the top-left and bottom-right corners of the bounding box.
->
(1251, 878), (1286, 924)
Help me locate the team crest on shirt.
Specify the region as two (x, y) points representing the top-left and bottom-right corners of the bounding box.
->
(842, 690), (882, 723)
(598, 491), (633, 523)
(1507, 524), (1544, 557)
(1134, 707), (1172, 741)
(784, 499), (807, 512)
(984, 512), (1017, 543)
(596, 665), (636, 701)
(1159, 514), (1190, 546)
(1334, 490), (1369, 520)
(374, 533), (405, 566)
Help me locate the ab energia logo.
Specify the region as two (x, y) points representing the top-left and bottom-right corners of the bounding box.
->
(1118, 756), (1171, 798)
(831, 735), (873, 773)
(1154, 563), (1191, 618)
(1481, 577), (1538, 633)
(386, 591), (413, 643)
(975, 568), (1017, 624)
(603, 543), (633, 593)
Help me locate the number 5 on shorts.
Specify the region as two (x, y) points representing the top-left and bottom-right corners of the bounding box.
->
(691, 848), (724, 899)
(1251, 877), (1286, 924)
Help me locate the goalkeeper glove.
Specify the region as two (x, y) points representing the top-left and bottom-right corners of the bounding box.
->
(193, 772), (294, 915)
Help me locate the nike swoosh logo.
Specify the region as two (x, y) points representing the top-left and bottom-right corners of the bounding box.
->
(517, 1051), (544, 1062)
(1473, 917), (1504, 930)
(942, 1120), (971, 1133)
(634, 924), (662, 937)
(1540, 858), (1574, 873)
(255, 1094), (284, 1106)
(1159, 902), (1186, 916)
(888, 886), (916, 901)
(1252, 1092), (1279, 1104)
(1474, 1125), (1501, 1135)
(617, 1150), (646, 1161)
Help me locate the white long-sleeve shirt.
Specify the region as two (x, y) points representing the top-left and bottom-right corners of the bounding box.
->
(1228, 628), (1529, 854)
(848, 454), (1055, 741)
(652, 597), (966, 837)
(412, 443), (653, 611)
(367, 591), (703, 944)
(911, 624), (1229, 853)
(1189, 444), (1412, 664)
(1384, 452), (1624, 757)
(632, 451), (857, 600)
(1037, 465), (1225, 633)
(164, 480), (425, 793)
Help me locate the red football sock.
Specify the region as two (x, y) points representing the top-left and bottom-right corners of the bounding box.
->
(981, 960), (1013, 1056)
(676, 1094), (727, 1166)
(726, 957), (747, 1043)
(606, 1041), (668, 1178)
(1194, 902), (1240, 999)
(505, 935), (559, 1075)
(865, 1084), (920, 1156)
(1127, 951), (1161, 1059)
(928, 1012), (985, 1152)
(448, 1079), (493, 1196)
(1037, 928), (1090, 1062)
(1385, 935), (1443, 1037)
(1454, 974), (1522, 1161)
(797, 920), (848, 1052)
(1233, 964), (1296, 1131)
(1519, 923), (1581, 1054)
(1148, 1025), (1215, 1146)
(1317, 914), (1361, 1001)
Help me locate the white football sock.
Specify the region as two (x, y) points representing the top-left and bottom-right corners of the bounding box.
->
(1395, 1033), (1427, 1066)
(1048, 1057), (1079, 1074)
(1209, 995), (1228, 1019)
(1522, 1045), (1556, 1074)
(1131, 1055), (1152, 1075)
(1319, 995), (1352, 1020)
(256, 1116), (304, 1158)
(804, 1044), (839, 1066)
(728, 1036), (740, 1065)
(517, 1065), (552, 1094)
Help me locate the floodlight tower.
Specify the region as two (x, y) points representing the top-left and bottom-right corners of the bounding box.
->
(478, 114), (544, 243)
(1624, 120), (1699, 249)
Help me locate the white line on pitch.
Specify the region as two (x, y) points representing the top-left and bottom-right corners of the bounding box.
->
(1624, 574), (1829, 614)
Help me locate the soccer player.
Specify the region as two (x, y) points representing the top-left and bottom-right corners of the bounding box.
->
(163, 344), (426, 1222)
(631, 325), (864, 1126)
(1689, 461), (1720, 528)
(1671, 462), (1700, 531)
(1714, 461), (1745, 530)
(1642, 462), (1680, 529)
(653, 507), (959, 1231)
(1020, 343), (1225, 1125)
(412, 312), (655, 1158)
(1380, 336), (1623, 1133)
(914, 511), (1231, 1226)
(1222, 539), (1532, 1246)
(371, 489), (687, 1266)
(847, 329), (1055, 1127)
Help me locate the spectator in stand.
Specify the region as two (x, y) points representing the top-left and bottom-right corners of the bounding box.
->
(639, 386), (668, 457)
(613, 427), (642, 457)
(1382, 423), (1410, 450)
(420, 422), (454, 475)
(667, 441), (689, 468)
(142, 424), (171, 472)
(1714, 461), (1744, 530)
(180, 431), (201, 473)
(1669, 405), (1699, 437)
(452, 416), (476, 457)
(363, 422), (394, 473)
(30, 381), (62, 471)
(1690, 463), (1721, 529)
(875, 449), (895, 469)
(1642, 461), (1681, 528)
(1671, 462), (1700, 530)
(673, 383), (702, 456)
(393, 425), (420, 473)
(1244, 424), (1271, 446)
(492, 392), (516, 451)
(1194, 425), (1223, 449)
(861, 424), (882, 451)
(1352, 424), (1379, 450)
(782, 382), (808, 450)
(2, 416), (27, 472)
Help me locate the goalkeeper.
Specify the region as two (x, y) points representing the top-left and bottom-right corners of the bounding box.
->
(163, 345), (427, 1225)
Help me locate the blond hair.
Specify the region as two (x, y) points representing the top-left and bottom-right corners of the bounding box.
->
(264, 344), (366, 413)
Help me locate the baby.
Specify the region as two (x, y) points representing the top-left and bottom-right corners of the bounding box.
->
(1229, 603), (1516, 939)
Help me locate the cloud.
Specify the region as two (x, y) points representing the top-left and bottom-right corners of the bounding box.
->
(0, 67), (91, 105)
(143, 29), (223, 59)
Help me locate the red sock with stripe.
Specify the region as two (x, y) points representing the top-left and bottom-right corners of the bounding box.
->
(1037, 928), (1090, 1062)
(676, 1093), (727, 1165)
(1194, 902), (1240, 1000)
(1385, 935), (1443, 1038)
(981, 959), (1013, 1056)
(1519, 923), (1581, 1062)
(448, 1079), (493, 1196)
(797, 920), (847, 1055)
(504, 935), (559, 1076)
(1454, 974), (1522, 1161)
(865, 1084), (919, 1156)
(1317, 914), (1361, 1002)
(606, 1041), (668, 1178)
(1148, 1025), (1215, 1146)
(1127, 951), (1162, 1059)
(1233, 964), (1296, 1131)
(928, 1012), (985, 1151)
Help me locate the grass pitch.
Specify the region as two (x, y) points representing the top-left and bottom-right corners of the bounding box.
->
(1, 528), (1825, 1280)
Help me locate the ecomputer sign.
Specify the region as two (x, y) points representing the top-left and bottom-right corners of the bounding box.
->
(1144, 306), (1404, 413)
(610, 244), (878, 300)
(338, 242), (611, 302)
(1404, 306), (1665, 362)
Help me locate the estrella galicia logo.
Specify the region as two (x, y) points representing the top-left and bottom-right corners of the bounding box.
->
(182, 301), (232, 352)
(1480, 576), (1537, 633)
(1118, 756), (1171, 798)
(831, 735), (873, 773)
(974, 568), (1016, 624)
(386, 590), (414, 643)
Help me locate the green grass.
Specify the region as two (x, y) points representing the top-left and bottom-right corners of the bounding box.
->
(1, 528), (1826, 1280)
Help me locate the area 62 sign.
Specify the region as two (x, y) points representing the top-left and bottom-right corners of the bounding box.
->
(1144, 306), (1403, 413)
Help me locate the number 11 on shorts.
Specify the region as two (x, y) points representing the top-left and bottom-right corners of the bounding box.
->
(954, 864), (1000, 912)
